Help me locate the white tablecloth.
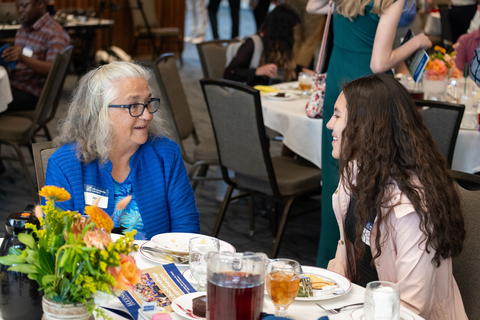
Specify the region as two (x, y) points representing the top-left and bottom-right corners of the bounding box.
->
(261, 84), (323, 169)
(261, 82), (480, 174)
(0, 66), (12, 113)
(103, 240), (424, 320)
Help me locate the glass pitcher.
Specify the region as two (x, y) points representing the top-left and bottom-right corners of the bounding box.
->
(206, 251), (268, 320)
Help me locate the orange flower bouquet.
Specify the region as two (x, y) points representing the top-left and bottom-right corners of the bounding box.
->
(425, 45), (461, 80)
(0, 186), (141, 320)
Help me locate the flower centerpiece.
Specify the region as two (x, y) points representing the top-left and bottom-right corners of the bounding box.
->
(0, 186), (141, 320)
(424, 45), (461, 80)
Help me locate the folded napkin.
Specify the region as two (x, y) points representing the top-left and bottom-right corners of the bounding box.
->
(254, 85), (279, 94)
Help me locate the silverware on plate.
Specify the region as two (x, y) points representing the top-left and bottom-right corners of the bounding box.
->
(141, 246), (189, 264)
(316, 302), (363, 314)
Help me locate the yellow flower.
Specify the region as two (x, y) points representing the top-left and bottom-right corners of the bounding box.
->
(39, 186), (71, 202)
(85, 205), (114, 232)
(434, 46), (446, 54)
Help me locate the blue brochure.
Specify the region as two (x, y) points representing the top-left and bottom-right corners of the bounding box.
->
(0, 44), (17, 71)
(402, 29), (429, 83)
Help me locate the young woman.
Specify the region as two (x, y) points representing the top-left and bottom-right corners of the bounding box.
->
(224, 4), (314, 86)
(326, 73), (467, 319)
(307, 0), (432, 268)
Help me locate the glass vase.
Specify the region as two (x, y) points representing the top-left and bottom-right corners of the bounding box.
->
(423, 73), (447, 101)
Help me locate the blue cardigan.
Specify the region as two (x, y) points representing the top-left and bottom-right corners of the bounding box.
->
(45, 137), (200, 239)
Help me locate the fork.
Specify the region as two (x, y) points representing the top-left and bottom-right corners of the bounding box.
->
(316, 302), (364, 314)
(141, 246), (188, 264)
(299, 266), (314, 297)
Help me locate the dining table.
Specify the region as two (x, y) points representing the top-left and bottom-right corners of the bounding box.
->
(0, 66), (12, 113)
(97, 239), (425, 320)
(261, 82), (480, 174)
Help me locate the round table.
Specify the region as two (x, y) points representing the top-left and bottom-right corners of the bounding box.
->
(261, 82), (480, 174)
(0, 66), (12, 113)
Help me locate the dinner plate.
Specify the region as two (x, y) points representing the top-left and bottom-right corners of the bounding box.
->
(152, 233), (230, 255)
(139, 239), (235, 267)
(350, 308), (414, 320)
(294, 266), (351, 301)
(264, 92), (298, 101)
(172, 292), (206, 320)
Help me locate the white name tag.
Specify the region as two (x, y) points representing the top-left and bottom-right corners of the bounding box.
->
(22, 46), (33, 58)
(361, 221), (374, 246)
(84, 184), (109, 209)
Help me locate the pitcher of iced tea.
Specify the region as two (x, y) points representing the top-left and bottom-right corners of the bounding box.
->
(206, 251), (268, 320)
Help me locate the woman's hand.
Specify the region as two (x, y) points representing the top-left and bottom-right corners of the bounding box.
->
(414, 33), (432, 50)
(256, 64), (278, 78)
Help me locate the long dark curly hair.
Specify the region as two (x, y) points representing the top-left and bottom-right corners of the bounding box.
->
(339, 74), (465, 272)
(260, 4), (300, 81)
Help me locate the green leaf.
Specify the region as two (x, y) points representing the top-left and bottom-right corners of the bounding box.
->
(0, 254), (26, 265)
(8, 264), (37, 274)
(82, 253), (97, 275)
(24, 249), (40, 267)
(8, 247), (23, 256)
(42, 275), (56, 286)
(59, 278), (70, 300)
(18, 233), (36, 249)
(38, 247), (54, 274)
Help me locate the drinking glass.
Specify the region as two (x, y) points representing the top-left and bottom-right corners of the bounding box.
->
(266, 259), (301, 317)
(298, 72), (313, 95)
(364, 281), (400, 320)
(189, 236), (219, 291)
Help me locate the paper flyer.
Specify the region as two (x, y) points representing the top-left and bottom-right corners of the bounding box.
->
(116, 263), (196, 319)
(402, 29), (429, 83)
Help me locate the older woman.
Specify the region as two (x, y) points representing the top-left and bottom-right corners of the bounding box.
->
(45, 61), (200, 239)
(326, 73), (467, 319)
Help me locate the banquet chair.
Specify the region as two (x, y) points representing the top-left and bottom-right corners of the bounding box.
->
(200, 79), (322, 258)
(451, 170), (480, 191)
(0, 46), (71, 200)
(32, 141), (58, 202)
(153, 54), (219, 191)
(415, 100), (465, 167)
(7, 45), (73, 140)
(196, 39), (240, 78)
(453, 186), (480, 318)
(127, 0), (182, 63)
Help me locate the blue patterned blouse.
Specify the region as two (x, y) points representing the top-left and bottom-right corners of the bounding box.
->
(111, 174), (146, 240)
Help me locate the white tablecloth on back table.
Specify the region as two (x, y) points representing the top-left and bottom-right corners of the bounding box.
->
(262, 82), (480, 174)
(0, 66), (12, 113)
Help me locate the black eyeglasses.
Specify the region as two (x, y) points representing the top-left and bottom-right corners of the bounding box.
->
(108, 98), (160, 117)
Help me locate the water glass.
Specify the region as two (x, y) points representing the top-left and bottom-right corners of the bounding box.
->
(266, 259), (301, 317)
(189, 236), (219, 291)
(364, 281), (400, 320)
(298, 72), (313, 95)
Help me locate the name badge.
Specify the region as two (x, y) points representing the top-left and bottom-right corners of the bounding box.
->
(84, 184), (109, 209)
(22, 46), (33, 58)
(361, 221), (374, 246)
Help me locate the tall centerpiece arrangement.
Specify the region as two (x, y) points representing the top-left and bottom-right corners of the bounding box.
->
(0, 186), (141, 320)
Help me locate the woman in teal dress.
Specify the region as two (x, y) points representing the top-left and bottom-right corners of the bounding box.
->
(307, 0), (431, 267)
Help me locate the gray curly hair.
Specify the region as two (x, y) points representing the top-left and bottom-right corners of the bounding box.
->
(54, 61), (168, 164)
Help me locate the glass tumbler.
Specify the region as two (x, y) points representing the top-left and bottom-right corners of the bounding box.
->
(266, 259), (301, 317)
(298, 72), (313, 95)
(189, 236), (219, 291)
(364, 281), (400, 320)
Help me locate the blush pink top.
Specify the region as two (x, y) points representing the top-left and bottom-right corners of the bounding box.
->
(327, 173), (468, 320)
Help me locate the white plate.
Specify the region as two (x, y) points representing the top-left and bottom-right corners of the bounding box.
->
(295, 266), (351, 301)
(350, 308), (414, 320)
(172, 292), (206, 320)
(264, 92), (298, 101)
(139, 239), (235, 267)
(182, 269), (197, 285)
(151, 233), (227, 255)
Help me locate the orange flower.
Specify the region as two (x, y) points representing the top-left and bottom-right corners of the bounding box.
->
(66, 214), (92, 241)
(425, 59), (448, 80)
(434, 45), (446, 54)
(425, 59), (433, 70)
(450, 66), (461, 78)
(84, 205), (114, 232)
(83, 229), (112, 249)
(39, 186), (71, 202)
(108, 254), (141, 292)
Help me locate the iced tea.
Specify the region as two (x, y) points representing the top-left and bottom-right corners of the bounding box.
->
(266, 271), (300, 306)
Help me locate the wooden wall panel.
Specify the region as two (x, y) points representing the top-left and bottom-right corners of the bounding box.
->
(4, 0), (185, 57)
